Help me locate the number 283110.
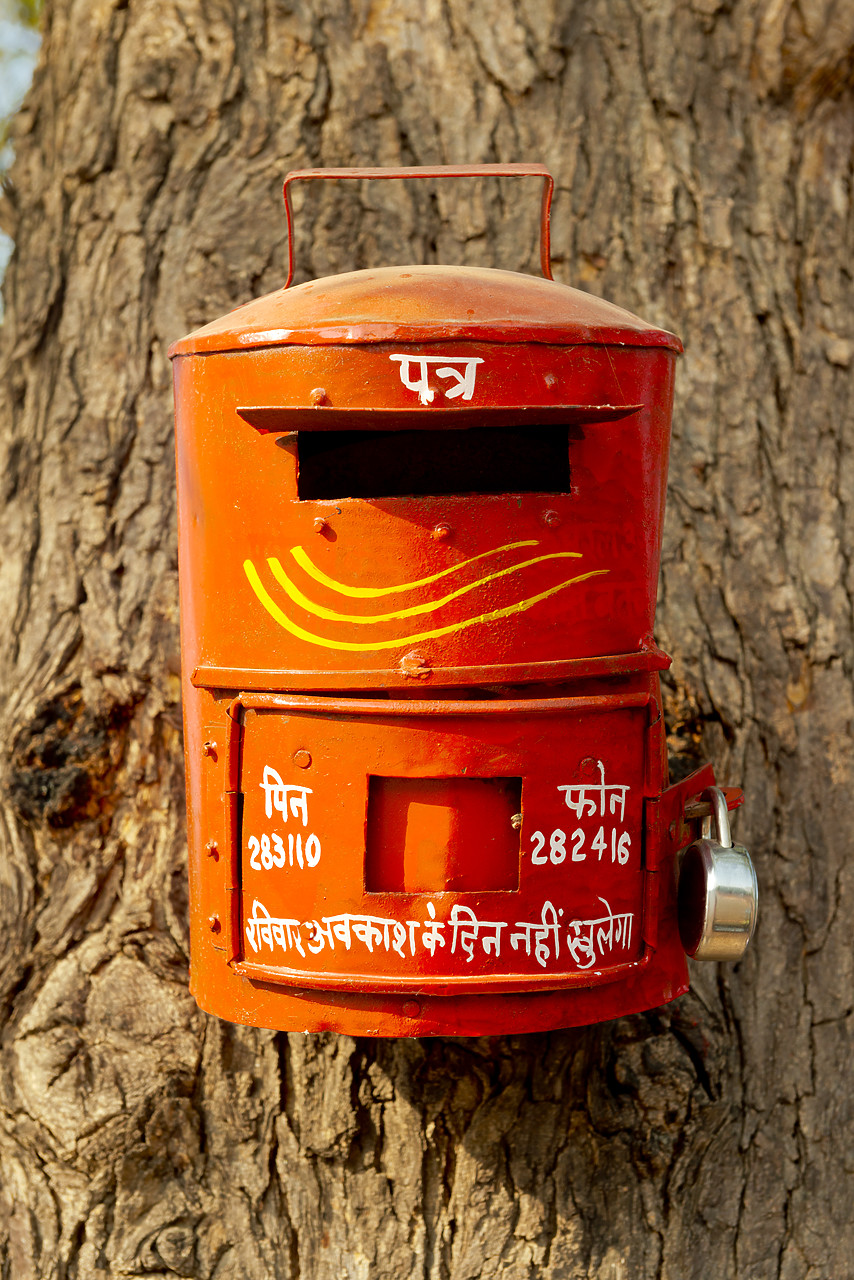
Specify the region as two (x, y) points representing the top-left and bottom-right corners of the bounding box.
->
(248, 831), (321, 870)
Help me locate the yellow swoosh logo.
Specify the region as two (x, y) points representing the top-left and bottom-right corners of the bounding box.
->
(244, 559), (608, 652)
(289, 539), (538, 598)
(268, 550), (583, 624)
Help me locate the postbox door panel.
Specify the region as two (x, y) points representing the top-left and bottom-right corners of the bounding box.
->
(232, 700), (652, 994)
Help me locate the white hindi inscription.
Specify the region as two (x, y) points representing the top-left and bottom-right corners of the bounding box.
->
(530, 761), (633, 869)
(244, 898), (635, 972)
(246, 766), (322, 871)
(389, 354), (484, 405)
(259, 767), (312, 825)
(566, 897), (633, 970)
(558, 760), (629, 821)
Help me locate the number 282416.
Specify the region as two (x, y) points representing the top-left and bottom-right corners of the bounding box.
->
(530, 826), (631, 866)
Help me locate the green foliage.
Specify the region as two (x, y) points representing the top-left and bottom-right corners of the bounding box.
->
(14, 0), (43, 28)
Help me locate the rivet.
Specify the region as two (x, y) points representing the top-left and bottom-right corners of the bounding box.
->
(543, 509), (561, 529)
(431, 523), (452, 541)
(310, 386), (329, 406)
(400, 651), (431, 679)
(402, 1000), (421, 1018)
(209, 915), (221, 934)
(510, 813), (523, 831)
(293, 749), (312, 769)
(314, 517), (329, 534)
(206, 841), (219, 860)
(202, 741), (217, 758)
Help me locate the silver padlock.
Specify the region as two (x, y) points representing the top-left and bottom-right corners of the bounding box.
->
(677, 787), (758, 961)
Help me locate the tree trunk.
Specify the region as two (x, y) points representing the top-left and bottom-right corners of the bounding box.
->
(1, 1), (851, 1276)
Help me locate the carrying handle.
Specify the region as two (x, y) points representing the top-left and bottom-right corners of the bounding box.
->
(282, 163), (555, 289)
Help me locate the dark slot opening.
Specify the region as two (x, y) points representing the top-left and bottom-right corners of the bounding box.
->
(296, 426), (570, 500)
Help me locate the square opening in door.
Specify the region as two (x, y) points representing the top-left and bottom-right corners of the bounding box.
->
(365, 775), (522, 893)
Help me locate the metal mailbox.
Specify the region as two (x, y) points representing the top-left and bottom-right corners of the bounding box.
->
(170, 164), (757, 1036)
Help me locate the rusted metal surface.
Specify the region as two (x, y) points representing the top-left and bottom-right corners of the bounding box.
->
(168, 266), (683, 356)
(171, 163), (751, 1036)
(235, 402), (645, 433)
(191, 648), (672, 693)
(225, 691), (654, 718)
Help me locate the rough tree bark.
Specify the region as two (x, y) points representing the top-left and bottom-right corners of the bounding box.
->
(0, 1), (852, 1277)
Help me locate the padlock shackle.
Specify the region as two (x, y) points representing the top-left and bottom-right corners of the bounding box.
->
(700, 786), (732, 848)
(282, 163), (555, 289)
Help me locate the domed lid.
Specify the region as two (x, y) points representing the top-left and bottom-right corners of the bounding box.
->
(168, 265), (682, 358)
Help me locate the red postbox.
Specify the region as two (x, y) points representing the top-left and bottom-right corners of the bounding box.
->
(170, 164), (757, 1037)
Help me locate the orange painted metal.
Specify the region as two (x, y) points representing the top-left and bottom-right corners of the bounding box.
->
(173, 264), (682, 355)
(171, 164), (736, 1037)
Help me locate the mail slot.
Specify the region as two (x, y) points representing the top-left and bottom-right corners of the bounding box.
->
(170, 164), (757, 1036)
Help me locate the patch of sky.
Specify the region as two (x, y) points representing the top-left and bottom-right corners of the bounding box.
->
(1, 0), (42, 318)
